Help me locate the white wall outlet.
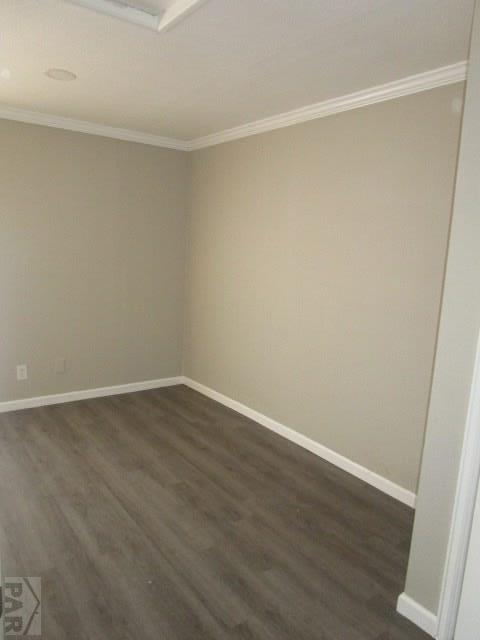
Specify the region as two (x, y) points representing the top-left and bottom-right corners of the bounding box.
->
(16, 364), (28, 381)
(55, 357), (66, 374)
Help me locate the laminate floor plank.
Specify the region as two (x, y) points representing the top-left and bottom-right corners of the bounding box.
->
(0, 385), (428, 639)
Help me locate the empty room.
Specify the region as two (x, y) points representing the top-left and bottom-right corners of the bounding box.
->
(1, 1), (480, 638)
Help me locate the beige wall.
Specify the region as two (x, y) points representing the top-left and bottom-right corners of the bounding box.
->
(0, 120), (187, 401)
(0, 75), (470, 616)
(184, 84), (463, 493)
(405, 4), (480, 615)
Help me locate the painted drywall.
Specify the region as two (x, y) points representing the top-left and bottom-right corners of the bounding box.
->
(0, 120), (187, 401)
(404, 3), (480, 615)
(184, 83), (463, 494)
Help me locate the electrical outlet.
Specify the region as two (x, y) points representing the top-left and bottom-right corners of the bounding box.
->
(16, 364), (28, 381)
(55, 357), (66, 374)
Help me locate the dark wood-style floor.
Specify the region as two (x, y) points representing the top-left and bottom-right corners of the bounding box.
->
(0, 385), (428, 640)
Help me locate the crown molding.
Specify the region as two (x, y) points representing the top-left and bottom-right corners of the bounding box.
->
(187, 61), (467, 150)
(0, 105), (190, 150)
(0, 62), (467, 152)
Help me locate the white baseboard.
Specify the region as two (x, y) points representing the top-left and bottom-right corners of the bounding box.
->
(0, 376), (183, 414)
(0, 373), (416, 507)
(181, 377), (416, 508)
(397, 593), (437, 637)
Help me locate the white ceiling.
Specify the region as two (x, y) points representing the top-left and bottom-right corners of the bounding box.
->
(0, 0), (475, 141)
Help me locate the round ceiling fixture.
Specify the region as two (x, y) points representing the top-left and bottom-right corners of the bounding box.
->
(45, 68), (77, 82)
(0, 68), (11, 80)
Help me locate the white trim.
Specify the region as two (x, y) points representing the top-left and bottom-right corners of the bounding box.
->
(396, 593), (437, 637)
(187, 61), (467, 150)
(67, 0), (163, 31)
(181, 377), (416, 507)
(67, 0), (209, 33)
(157, 0), (210, 33)
(0, 377), (183, 414)
(0, 106), (189, 150)
(435, 330), (480, 640)
(0, 62), (466, 152)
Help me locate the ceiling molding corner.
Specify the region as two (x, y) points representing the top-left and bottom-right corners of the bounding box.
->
(0, 61), (467, 152)
(188, 61), (468, 150)
(0, 105), (189, 150)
